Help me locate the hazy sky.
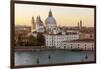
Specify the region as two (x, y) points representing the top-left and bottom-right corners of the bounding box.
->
(15, 4), (94, 27)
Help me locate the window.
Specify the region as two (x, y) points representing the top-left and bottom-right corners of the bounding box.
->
(85, 46), (86, 49)
(85, 44), (86, 46)
(78, 46), (79, 48)
(71, 44), (72, 46)
(71, 46), (72, 49)
(78, 44), (79, 46)
(90, 35), (93, 38)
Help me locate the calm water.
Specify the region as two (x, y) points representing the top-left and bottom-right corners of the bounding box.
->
(15, 50), (94, 66)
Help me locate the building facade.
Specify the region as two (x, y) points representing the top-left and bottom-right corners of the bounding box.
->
(79, 32), (94, 39)
(45, 32), (79, 48)
(36, 16), (44, 32)
(59, 39), (94, 50)
(28, 9), (95, 51)
(31, 16), (36, 32)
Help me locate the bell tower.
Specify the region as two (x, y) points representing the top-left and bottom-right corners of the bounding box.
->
(31, 16), (36, 32)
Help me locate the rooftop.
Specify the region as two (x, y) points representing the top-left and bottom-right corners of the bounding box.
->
(62, 39), (94, 43)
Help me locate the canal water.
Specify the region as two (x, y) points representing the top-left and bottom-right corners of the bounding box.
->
(15, 50), (95, 66)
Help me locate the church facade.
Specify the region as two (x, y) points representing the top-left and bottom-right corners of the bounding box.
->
(31, 9), (80, 47)
(31, 9), (58, 33)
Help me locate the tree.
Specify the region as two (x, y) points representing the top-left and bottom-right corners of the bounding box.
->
(17, 33), (23, 46)
(37, 33), (45, 46)
(27, 35), (37, 46)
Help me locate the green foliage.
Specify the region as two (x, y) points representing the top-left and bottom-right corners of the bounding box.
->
(27, 35), (37, 46)
(17, 33), (45, 46)
(37, 33), (45, 46)
(17, 34), (23, 46)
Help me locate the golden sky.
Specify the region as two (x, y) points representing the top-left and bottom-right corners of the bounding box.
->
(15, 4), (94, 27)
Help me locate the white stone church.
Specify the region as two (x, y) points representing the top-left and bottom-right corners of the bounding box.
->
(30, 9), (94, 50)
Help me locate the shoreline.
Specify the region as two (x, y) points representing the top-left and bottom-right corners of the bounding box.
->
(15, 46), (95, 52)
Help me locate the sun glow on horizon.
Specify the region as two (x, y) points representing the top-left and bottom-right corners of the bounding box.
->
(15, 4), (94, 27)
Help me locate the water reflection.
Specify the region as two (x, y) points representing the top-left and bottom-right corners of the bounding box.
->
(15, 50), (94, 66)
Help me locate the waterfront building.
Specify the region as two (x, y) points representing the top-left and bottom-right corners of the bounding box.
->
(60, 39), (94, 50)
(45, 32), (79, 48)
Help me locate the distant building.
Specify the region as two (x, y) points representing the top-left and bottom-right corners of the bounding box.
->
(36, 16), (44, 32)
(15, 26), (31, 46)
(79, 31), (94, 39)
(60, 39), (94, 50)
(78, 20), (82, 30)
(31, 16), (36, 32)
(79, 20), (82, 30)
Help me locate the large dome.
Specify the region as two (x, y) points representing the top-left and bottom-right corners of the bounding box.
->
(45, 16), (56, 25)
(45, 9), (57, 31)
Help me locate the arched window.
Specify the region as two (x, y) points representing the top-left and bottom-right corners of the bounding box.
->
(85, 44), (86, 46)
(78, 44), (79, 46)
(64, 46), (66, 49)
(71, 46), (72, 49)
(77, 44), (79, 48)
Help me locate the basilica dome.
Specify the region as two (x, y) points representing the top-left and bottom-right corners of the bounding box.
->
(45, 16), (56, 25)
(45, 10), (57, 31)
